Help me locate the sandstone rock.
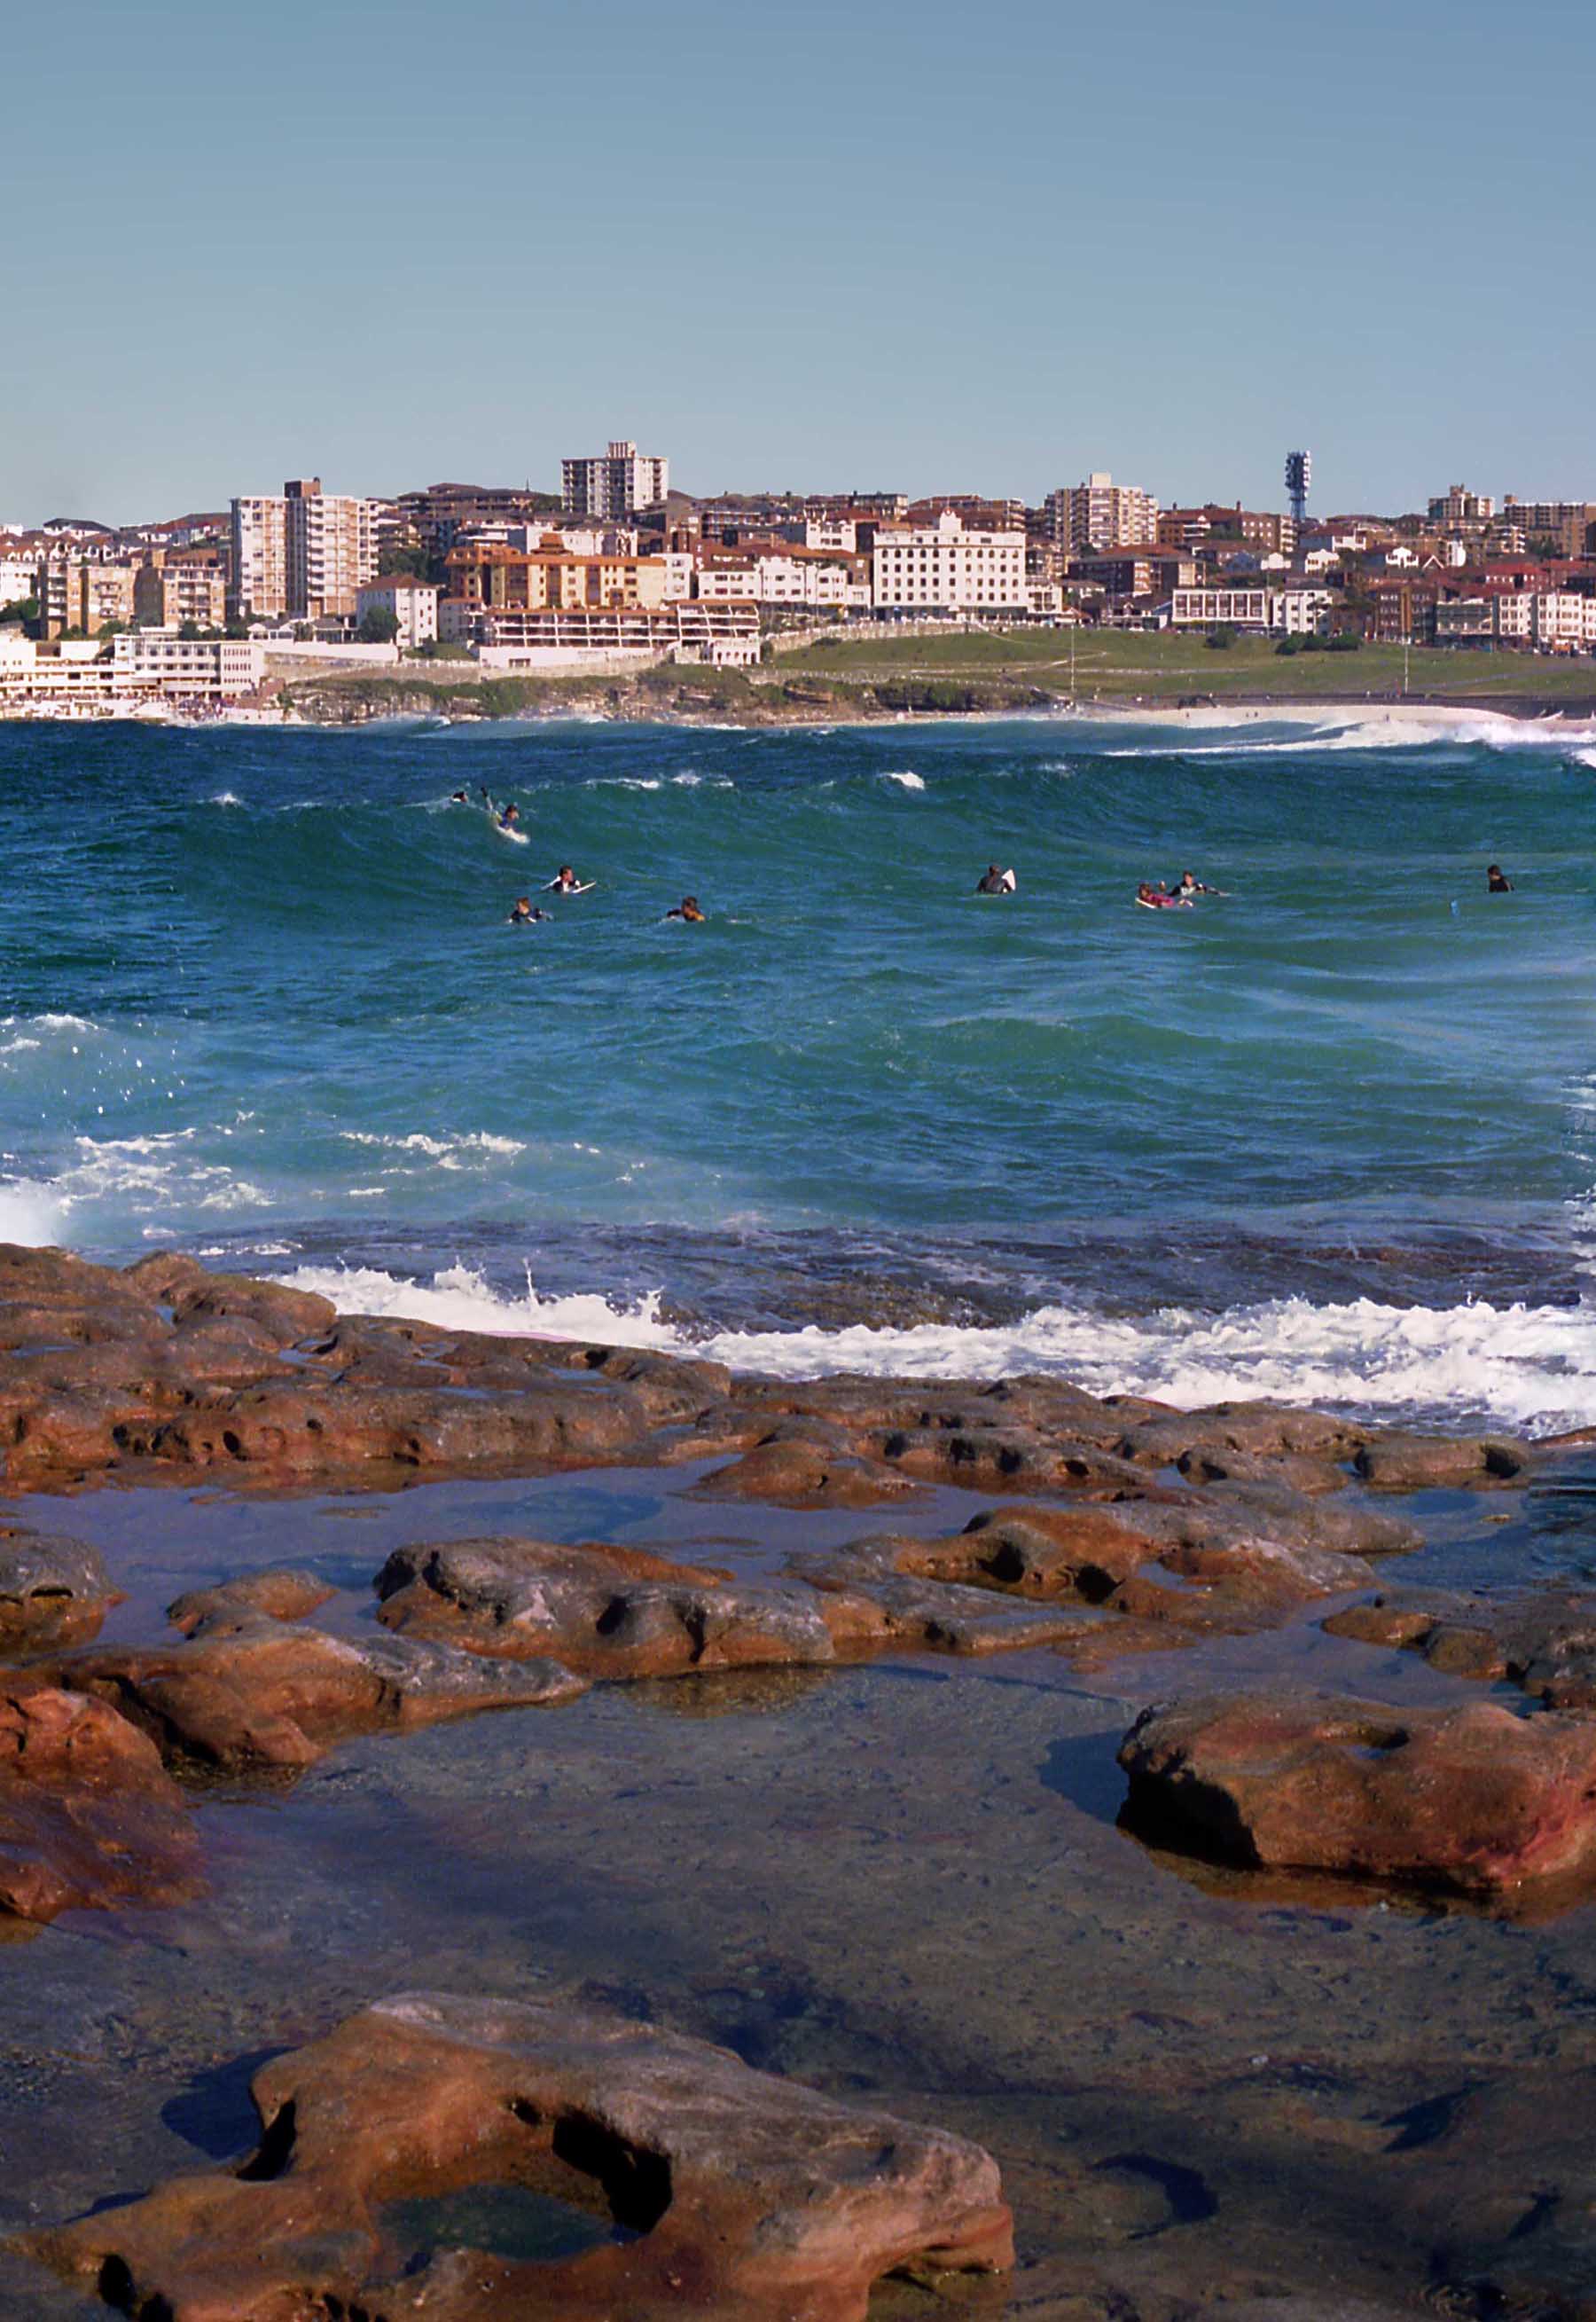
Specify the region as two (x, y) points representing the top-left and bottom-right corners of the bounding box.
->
(1325, 1589), (1596, 1708)
(789, 1534), (1111, 1656)
(1115, 1401), (1365, 1470)
(122, 1250), (336, 1340)
(956, 1505), (1155, 1599)
(1119, 1688), (1596, 1898)
(52, 1613), (585, 1771)
(0, 1680), (198, 1925)
(376, 1536), (840, 1681)
(21, 1990), (1012, 2322)
(1353, 1432), (1530, 1490)
(166, 1568), (337, 1635)
(0, 1526), (117, 1651)
(694, 1432), (921, 1508)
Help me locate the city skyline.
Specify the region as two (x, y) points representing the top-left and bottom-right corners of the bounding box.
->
(4, 0), (1592, 525)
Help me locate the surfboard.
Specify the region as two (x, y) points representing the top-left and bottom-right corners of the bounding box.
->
(494, 823), (529, 845)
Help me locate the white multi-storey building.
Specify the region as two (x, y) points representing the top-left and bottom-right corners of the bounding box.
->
(231, 480), (386, 619)
(695, 553), (871, 609)
(1046, 473), (1160, 553)
(355, 576), (440, 649)
(871, 511), (1026, 613)
(561, 441), (669, 519)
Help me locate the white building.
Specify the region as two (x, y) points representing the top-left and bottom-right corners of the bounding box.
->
(1045, 473), (1159, 553)
(1169, 587), (1334, 634)
(871, 511), (1026, 614)
(355, 576), (440, 649)
(0, 553), (39, 608)
(1534, 592), (1596, 649)
(560, 440), (669, 519)
(112, 632), (266, 697)
(695, 553), (870, 610)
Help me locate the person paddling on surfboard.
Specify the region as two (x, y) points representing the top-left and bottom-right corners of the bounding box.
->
(1137, 882), (1189, 910)
(544, 865), (586, 893)
(497, 804), (521, 831)
(1487, 863), (1514, 893)
(507, 896), (549, 923)
(665, 896), (706, 923)
(1170, 869), (1218, 902)
(975, 864), (1017, 895)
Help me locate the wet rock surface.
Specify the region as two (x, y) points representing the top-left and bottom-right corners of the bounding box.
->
(1119, 1686), (1596, 1900)
(0, 1524), (117, 1651)
(23, 1990), (1013, 2322)
(0, 1678), (199, 1925)
(4, 1246), (1593, 2317)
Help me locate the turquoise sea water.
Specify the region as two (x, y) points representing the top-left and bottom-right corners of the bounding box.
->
(4, 707), (1596, 1427)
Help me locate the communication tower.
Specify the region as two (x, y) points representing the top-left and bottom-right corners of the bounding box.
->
(1285, 450), (1311, 528)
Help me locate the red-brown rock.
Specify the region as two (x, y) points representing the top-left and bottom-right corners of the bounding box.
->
(1119, 1687), (1596, 1899)
(20, 1990), (1013, 2322)
(0, 1525), (118, 1651)
(166, 1568), (337, 1635)
(0, 1680), (198, 1925)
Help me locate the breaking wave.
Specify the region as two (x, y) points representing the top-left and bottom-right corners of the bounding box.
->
(275, 1262), (1596, 1434)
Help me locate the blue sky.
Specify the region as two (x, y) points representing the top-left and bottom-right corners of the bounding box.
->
(2, 0), (1590, 524)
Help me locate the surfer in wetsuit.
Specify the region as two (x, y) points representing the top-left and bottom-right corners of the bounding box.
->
(450, 789), (469, 804)
(544, 866), (583, 893)
(507, 897), (548, 923)
(1170, 870), (1217, 902)
(665, 896), (706, 922)
(975, 864), (1017, 895)
(1487, 864), (1514, 892)
(498, 804), (521, 830)
(1137, 882), (1189, 910)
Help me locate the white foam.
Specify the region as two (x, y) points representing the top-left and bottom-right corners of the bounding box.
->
(278, 1261), (670, 1346)
(337, 1130), (526, 1169)
(273, 1262), (1596, 1434)
(880, 769), (927, 790)
(0, 1176), (66, 1245)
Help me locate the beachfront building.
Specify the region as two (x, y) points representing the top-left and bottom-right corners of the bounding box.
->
(870, 510), (1027, 614)
(111, 633), (265, 698)
(1168, 587), (1335, 634)
(561, 441), (669, 519)
(231, 495), (289, 618)
(1044, 474), (1160, 553)
(464, 601), (759, 668)
(355, 575), (440, 649)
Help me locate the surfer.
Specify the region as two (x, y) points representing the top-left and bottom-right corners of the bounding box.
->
(1137, 882), (1189, 910)
(1487, 864), (1514, 893)
(450, 789), (468, 804)
(1170, 870), (1218, 901)
(544, 866), (583, 893)
(975, 864), (1017, 895)
(664, 896), (706, 923)
(498, 804), (521, 831)
(507, 897), (548, 924)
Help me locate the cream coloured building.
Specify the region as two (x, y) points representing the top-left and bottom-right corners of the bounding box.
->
(871, 511), (1026, 613)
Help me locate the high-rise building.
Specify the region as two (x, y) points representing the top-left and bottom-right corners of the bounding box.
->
(230, 480), (386, 618)
(1044, 474), (1159, 553)
(561, 441), (669, 519)
(1428, 484), (1495, 526)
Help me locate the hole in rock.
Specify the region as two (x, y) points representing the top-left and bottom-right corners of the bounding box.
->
(380, 2180), (625, 2270)
(237, 2098), (297, 2181)
(1094, 2149), (1218, 2232)
(552, 2110), (673, 2232)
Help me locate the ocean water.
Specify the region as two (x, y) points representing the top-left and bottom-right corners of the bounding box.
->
(4, 705), (1596, 1430)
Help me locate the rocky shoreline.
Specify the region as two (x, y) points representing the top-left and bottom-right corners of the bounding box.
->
(9, 1240), (1596, 2315)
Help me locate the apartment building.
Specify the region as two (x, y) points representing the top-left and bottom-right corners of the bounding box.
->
(1157, 504), (1296, 557)
(693, 551), (871, 609)
(36, 557), (139, 637)
(133, 554), (226, 632)
(1427, 484), (1495, 526)
(355, 576), (439, 648)
(465, 602), (759, 665)
(446, 537), (670, 613)
(230, 480), (385, 619)
(561, 441), (669, 519)
(1045, 473), (1160, 553)
(1499, 499), (1596, 558)
(1070, 551), (1197, 600)
(871, 510), (1027, 613)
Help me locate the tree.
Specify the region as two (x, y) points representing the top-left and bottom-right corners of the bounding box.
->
(356, 606), (400, 645)
(0, 595), (37, 630)
(1205, 624), (1237, 650)
(1326, 631), (1361, 653)
(177, 619), (200, 640)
